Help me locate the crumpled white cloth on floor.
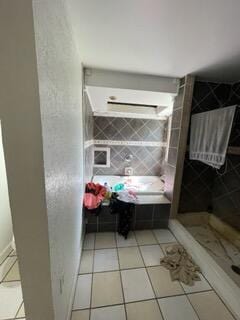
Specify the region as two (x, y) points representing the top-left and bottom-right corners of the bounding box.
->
(160, 244), (201, 286)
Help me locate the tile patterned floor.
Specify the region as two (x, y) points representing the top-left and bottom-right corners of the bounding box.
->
(0, 250), (25, 320)
(72, 229), (236, 320)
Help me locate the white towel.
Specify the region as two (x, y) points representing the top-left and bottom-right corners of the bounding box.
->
(189, 105), (237, 169)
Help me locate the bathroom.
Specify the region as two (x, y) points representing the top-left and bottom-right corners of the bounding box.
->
(1, 1), (240, 320)
(79, 68), (240, 320)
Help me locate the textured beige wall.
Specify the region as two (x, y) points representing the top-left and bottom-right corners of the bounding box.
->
(0, 1), (54, 319)
(0, 123), (13, 260)
(32, 0), (84, 319)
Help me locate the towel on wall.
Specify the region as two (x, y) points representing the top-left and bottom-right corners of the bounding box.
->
(189, 105), (237, 168)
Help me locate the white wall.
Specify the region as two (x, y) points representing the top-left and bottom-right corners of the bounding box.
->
(0, 122), (13, 261)
(32, 1), (84, 319)
(0, 1), (54, 319)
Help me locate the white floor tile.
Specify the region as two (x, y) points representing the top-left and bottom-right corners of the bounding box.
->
(153, 229), (176, 243)
(71, 309), (90, 320)
(9, 250), (17, 257)
(91, 305), (126, 320)
(79, 250), (94, 274)
(140, 245), (164, 266)
(0, 256), (17, 282)
(188, 291), (235, 320)
(126, 300), (163, 320)
(94, 249), (119, 272)
(116, 232), (137, 247)
(118, 247), (144, 269)
(73, 274), (92, 310)
(121, 268), (155, 302)
(16, 302), (25, 318)
(181, 274), (211, 293)
(158, 295), (199, 320)
(0, 281), (23, 320)
(147, 266), (184, 298)
(91, 271), (123, 308)
(3, 261), (20, 281)
(83, 233), (95, 250)
(95, 233), (116, 249)
(135, 230), (157, 245)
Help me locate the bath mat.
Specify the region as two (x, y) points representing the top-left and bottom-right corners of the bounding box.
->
(160, 244), (201, 286)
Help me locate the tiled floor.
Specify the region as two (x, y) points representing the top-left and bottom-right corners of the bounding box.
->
(0, 250), (25, 320)
(72, 229), (236, 320)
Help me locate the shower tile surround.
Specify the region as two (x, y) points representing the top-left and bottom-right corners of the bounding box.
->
(164, 86), (184, 203)
(83, 93), (94, 184)
(179, 81), (240, 230)
(93, 117), (167, 176)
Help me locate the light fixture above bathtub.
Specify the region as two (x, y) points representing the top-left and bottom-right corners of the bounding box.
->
(85, 68), (178, 120)
(106, 101), (169, 119)
(86, 86), (175, 119)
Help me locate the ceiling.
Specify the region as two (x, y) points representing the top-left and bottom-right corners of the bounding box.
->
(68, 0), (240, 82)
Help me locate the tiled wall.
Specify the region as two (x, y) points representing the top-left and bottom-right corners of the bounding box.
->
(85, 203), (171, 232)
(164, 84), (184, 201)
(93, 117), (167, 176)
(212, 82), (240, 229)
(179, 81), (240, 229)
(83, 93), (94, 183)
(164, 75), (195, 217)
(178, 81), (228, 212)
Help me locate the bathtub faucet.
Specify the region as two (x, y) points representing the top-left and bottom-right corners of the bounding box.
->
(125, 154), (133, 162)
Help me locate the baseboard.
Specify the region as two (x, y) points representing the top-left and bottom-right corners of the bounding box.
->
(169, 219), (240, 320)
(0, 242), (13, 265)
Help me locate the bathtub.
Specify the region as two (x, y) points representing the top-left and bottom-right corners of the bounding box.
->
(92, 175), (165, 195)
(86, 175), (170, 232)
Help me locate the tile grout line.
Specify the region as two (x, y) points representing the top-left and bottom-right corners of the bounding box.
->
(0, 256), (18, 285)
(72, 233), (95, 319)
(83, 240), (181, 251)
(137, 229), (166, 320)
(0, 249), (14, 267)
(115, 232), (128, 320)
(78, 230), (239, 320)
(157, 230), (201, 320)
(178, 281), (201, 320)
(187, 290), (238, 320)
(0, 249), (23, 320)
(88, 233), (96, 319)
(76, 271), (217, 298)
(14, 301), (24, 320)
(151, 229), (207, 320)
(3, 259), (18, 279)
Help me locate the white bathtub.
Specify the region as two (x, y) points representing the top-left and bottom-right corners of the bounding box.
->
(92, 175), (169, 205)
